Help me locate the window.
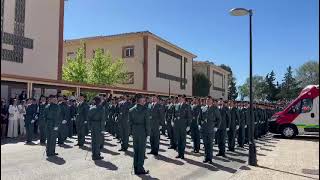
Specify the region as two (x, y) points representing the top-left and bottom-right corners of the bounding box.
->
(291, 101), (302, 114)
(123, 72), (134, 84)
(301, 98), (313, 113)
(122, 46), (134, 58)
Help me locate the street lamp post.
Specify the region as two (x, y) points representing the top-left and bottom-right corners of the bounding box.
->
(229, 8), (257, 166)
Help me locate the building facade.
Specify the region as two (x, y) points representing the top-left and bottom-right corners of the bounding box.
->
(193, 61), (230, 100)
(64, 31), (197, 96)
(1, 0), (64, 100)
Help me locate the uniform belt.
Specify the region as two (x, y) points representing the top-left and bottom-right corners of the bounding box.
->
(132, 123), (144, 126)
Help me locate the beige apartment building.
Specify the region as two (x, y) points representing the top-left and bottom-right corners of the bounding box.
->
(64, 31), (197, 96)
(1, 0), (64, 100)
(193, 61), (230, 100)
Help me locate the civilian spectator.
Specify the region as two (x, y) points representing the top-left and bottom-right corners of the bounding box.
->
(7, 99), (19, 138)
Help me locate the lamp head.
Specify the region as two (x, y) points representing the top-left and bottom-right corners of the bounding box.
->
(230, 8), (251, 16)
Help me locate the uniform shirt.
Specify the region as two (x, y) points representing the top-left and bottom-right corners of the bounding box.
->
(198, 105), (221, 133)
(173, 102), (192, 127)
(129, 104), (150, 136)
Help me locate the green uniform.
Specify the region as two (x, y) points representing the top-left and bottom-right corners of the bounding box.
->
(38, 102), (47, 144)
(173, 103), (192, 158)
(118, 100), (131, 150)
(25, 104), (37, 143)
(191, 104), (201, 152)
(44, 103), (61, 156)
(129, 104), (150, 173)
(237, 107), (246, 147)
(108, 104), (116, 136)
(217, 106), (231, 155)
(199, 105), (221, 161)
(244, 108), (250, 144)
(69, 104), (77, 136)
(88, 104), (105, 159)
(149, 102), (165, 154)
(58, 102), (68, 144)
(228, 107), (240, 151)
(76, 101), (89, 146)
(254, 108), (259, 139)
(166, 103), (175, 148)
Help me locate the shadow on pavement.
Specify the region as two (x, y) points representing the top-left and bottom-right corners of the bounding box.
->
(258, 165), (319, 180)
(94, 160), (118, 170)
(274, 135), (319, 142)
(124, 150), (134, 157)
(46, 156), (66, 165)
(154, 154), (184, 165)
(302, 168), (319, 175)
(104, 141), (118, 147)
(260, 147), (273, 152)
(183, 157), (218, 171)
(1, 137), (27, 145)
(101, 148), (121, 156)
(58, 143), (73, 149)
(137, 174), (160, 180)
(239, 166), (251, 170)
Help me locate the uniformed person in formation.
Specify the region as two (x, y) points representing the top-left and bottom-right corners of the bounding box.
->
(75, 94), (89, 148)
(173, 94), (192, 159)
(45, 95), (61, 156)
(25, 98), (37, 144)
(88, 96), (105, 160)
(198, 96), (221, 164)
(57, 96), (68, 145)
(69, 100), (77, 136)
(237, 102), (246, 148)
(118, 95), (131, 151)
(166, 97), (176, 149)
(216, 100), (231, 157)
(129, 94), (150, 175)
(38, 96), (47, 145)
(228, 101), (240, 152)
(148, 95), (165, 156)
(190, 97), (201, 153)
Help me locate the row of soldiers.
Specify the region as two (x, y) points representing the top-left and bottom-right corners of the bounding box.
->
(27, 93), (276, 175)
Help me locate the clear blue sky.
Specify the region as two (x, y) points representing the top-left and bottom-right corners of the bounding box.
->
(64, 0), (319, 86)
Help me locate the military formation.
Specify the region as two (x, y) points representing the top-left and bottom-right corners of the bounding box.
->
(21, 93), (277, 175)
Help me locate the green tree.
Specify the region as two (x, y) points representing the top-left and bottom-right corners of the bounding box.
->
(277, 66), (301, 100)
(62, 46), (88, 83)
(238, 75), (267, 101)
(88, 49), (127, 85)
(219, 64), (238, 100)
(295, 60), (319, 88)
(264, 71), (280, 102)
(193, 73), (212, 97)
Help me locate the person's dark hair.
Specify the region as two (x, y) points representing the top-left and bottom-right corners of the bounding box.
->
(207, 96), (212, 99)
(93, 96), (101, 105)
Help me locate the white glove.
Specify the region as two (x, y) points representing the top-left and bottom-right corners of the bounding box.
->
(236, 125), (239, 130)
(245, 125), (247, 128)
(72, 117), (75, 121)
(62, 120), (67, 124)
(84, 121), (87, 124)
(31, 120), (35, 123)
(186, 126), (190, 131)
(159, 126), (162, 130)
(226, 128), (230, 131)
(171, 122), (174, 127)
(35, 115), (38, 120)
(214, 128), (218, 132)
(198, 125), (201, 129)
(54, 127), (58, 131)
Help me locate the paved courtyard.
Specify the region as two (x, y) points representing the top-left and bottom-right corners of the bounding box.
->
(1, 133), (276, 180)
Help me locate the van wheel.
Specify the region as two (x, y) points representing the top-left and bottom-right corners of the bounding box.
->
(281, 125), (297, 138)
